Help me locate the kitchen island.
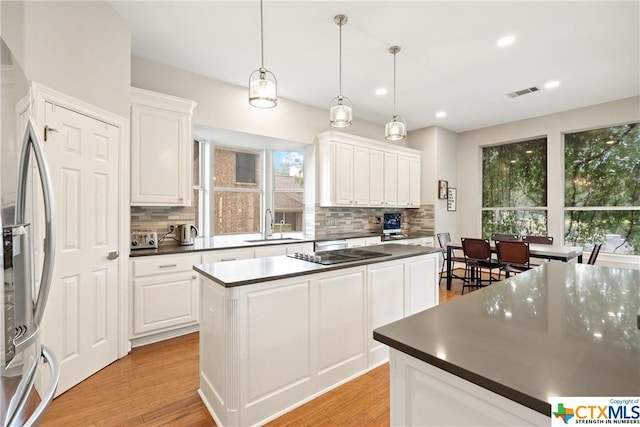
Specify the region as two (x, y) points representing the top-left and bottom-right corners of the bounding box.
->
(194, 244), (441, 427)
(374, 262), (640, 426)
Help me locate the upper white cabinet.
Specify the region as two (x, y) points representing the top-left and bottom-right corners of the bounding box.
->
(317, 131), (421, 208)
(130, 87), (197, 206)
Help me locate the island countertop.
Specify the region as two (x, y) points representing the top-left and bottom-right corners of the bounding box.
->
(374, 262), (640, 416)
(193, 243), (441, 287)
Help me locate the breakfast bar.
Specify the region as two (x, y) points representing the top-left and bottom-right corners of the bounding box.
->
(194, 244), (441, 427)
(374, 262), (640, 426)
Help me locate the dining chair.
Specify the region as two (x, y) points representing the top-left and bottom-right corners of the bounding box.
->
(437, 232), (470, 283)
(587, 243), (603, 265)
(461, 238), (501, 294)
(522, 235), (554, 245)
(490, 233), (519, 241)
(496, 240), (531, 278)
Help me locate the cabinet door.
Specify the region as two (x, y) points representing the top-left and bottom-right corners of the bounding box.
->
(409, 156), (421, 207)
(133, 272), (199, 336)
(369, 150), (384, 206)
(352, 146), (370, 206)
(254, 244), (287, 258)
(131, 104), (191, 206)
(404, 255), (438, 315)
(368, 261), (405, 364)
(383, 153), (398, 206)
(202, 248), (255, 263)
(334, 143), (354, 205)
(397, 155), (410, 207)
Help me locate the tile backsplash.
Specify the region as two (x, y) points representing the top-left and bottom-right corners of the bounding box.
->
(131, 203), (435, 241)
(314, 204), (434, 238)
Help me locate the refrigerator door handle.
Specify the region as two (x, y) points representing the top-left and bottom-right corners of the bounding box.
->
(20, 345), (60, 427)
(15, 117), (57, 326)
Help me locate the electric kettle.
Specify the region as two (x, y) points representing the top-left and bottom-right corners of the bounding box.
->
(178, 224), (198, 246)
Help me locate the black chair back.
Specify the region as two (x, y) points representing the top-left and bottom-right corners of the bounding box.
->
(491, 233), (519, 241)
(437, 232), (452, 249)
(522, 235), (554, 245)
(462, 238), (491, 261)
(587, 243), (602, 265)
(496, 241), (530, 267)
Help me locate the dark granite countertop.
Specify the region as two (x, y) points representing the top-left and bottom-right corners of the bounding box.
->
(373, 262), (640, 416)
(129, 233), (435, 257)
(193, 243), (441, 287)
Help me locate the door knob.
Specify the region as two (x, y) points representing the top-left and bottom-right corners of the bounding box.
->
(107, 251), (119, 260)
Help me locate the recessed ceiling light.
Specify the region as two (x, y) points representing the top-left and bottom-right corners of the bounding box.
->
(497, 35), (515, 47)
(375, 87), (387, 96)
(435, 111), (447, 118)
(545, 80), (560, 89)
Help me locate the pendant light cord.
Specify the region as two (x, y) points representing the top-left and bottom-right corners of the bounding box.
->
(260, 0), (265, 69)
(338, 18), (343, 96)
(392, 49), (397, 117)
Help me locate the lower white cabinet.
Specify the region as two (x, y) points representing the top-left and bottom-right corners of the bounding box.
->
(346, 236), (382, 248)
(198, 252), (439, 427)
(131, 253), (201, 340)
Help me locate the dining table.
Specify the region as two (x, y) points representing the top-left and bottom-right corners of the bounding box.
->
(445, 241), (584, 290)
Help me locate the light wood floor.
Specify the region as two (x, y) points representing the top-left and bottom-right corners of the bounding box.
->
(42, 276), (466, 426)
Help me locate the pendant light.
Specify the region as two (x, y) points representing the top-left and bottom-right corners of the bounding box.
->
(249, 0), (277, 108)
(385, 46), (406, 140)
(329, 15), (353, 127)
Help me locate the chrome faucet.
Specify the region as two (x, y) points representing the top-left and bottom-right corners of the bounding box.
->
(264, 208), (273, 239)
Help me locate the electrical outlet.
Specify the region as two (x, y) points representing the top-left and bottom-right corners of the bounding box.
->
(168, 225), (175, 233)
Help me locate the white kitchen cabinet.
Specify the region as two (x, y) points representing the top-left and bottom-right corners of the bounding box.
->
(409, 156), (421, 207)
(319, 141), (370, 207)
(198, 251), (439, 426)
(130, 87), (197, 206)
(201, 247), (255, 263)
(397, 155), (410, 207)
(131, 253), (201, 341)
(317, 131), (421, 208)
(383, 153), (398, 207)
(346, 236), (382, 248)
(369, 150), (385, 206)
(253, 244), (288, 258)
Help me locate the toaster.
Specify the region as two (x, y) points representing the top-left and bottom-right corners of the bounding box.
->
(130, 231), (158, 250)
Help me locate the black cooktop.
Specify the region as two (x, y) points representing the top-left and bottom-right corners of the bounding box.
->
(288, 248), (391, 265)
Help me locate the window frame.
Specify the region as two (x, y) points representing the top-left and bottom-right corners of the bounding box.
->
(562, 122), (640, 255)
(480, 137), (549, 239)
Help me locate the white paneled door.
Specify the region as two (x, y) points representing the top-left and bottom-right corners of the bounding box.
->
(41, 101), (119, 395)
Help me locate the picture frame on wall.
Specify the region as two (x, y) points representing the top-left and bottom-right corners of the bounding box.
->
(438, 180), (448, 199)
(447, 188), (457, 211)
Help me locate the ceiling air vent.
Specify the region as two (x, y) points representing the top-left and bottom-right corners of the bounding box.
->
(506, 86), (540, 98)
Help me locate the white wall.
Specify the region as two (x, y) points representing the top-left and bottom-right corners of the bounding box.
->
(1, 1), (131, 118)
(132, 57), (388, 146)
(457, 96), (640, 268)
(408, 125), (459, 238)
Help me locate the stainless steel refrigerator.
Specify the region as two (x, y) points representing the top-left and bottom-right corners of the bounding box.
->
(1, 37), (59, 426)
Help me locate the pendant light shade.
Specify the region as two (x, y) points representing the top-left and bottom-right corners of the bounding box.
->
(249, 0), (277, 108)
(385, 46), (406, 141)
(330, 15), (352, 127)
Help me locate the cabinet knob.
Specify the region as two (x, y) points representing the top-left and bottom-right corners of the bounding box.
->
(179, 197), (184, 201)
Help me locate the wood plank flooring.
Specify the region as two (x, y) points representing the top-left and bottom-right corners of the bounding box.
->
(42, 276), (466, 426)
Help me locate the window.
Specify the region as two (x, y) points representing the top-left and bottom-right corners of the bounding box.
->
(482, 138), (548, 238)
(273, 150), (304, 232)
(212, 147), (262, 234)
(564, 123), (640, 254)
(198, 144), (306, 237)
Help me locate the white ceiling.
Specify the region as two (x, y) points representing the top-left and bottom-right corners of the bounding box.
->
(109, 1), (640, 133)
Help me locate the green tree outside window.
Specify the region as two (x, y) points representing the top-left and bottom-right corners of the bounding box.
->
(564, 123), (640, 255)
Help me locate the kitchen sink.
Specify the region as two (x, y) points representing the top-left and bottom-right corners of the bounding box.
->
(244, 237), (303, 243)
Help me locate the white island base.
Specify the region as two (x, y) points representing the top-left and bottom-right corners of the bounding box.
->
(197, 252), (439, 427)
(389, 349), (551, 426)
